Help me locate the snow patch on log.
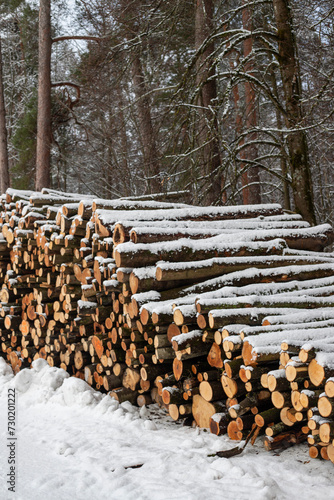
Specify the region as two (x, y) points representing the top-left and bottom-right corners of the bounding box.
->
(171, 330), (203, 345)
(263, 308), (334, 325)
(77, 300), (98, 309)
(315, 352), (334, 369)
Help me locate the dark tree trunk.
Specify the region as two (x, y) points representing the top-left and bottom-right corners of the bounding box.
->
(117, 0), (161, 194)
(131, 51), (161, 194)
(241, 1), (261, 204)
(195, 0), (222, 205)
(116, 83), (132, 197)
(36, 0), (52, 190)
(269, 64), (291, 210)
(230, 67), (245, 201)
(272, 0), (316, 224)
(0, 38), (10, 193)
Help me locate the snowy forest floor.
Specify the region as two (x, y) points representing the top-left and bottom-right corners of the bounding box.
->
(0, 359), (333, 500)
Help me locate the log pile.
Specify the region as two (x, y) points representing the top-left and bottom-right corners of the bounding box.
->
(1, 188), (334, 463)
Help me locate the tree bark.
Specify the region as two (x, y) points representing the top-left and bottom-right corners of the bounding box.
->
(117, 0), (161, 193)
(116, 83), (132, 197)
(272, 0), (316, 224)
(269, 64), (291, 210)
(195, 0), (222, 205)
(130, 51), (161, 194)
(36, 0), (52, 190)
(241, 1), (261, 204)
(0, 38), (10, 193)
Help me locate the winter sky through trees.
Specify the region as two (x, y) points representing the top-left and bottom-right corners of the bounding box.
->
(0, 0), (333, 224)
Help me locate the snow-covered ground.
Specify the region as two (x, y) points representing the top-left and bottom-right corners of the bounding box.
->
(0, 359), (333, 500)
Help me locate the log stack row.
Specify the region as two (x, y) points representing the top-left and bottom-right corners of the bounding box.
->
(1, 188), (334, 462)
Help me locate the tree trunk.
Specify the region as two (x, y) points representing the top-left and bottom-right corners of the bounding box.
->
(269, 64), (291, 210)
(241, 1), (261, 204)
(130, 51), (161, 194)
(117, 0), (161, 194)
(36, 0), (52, 190)
(195, 0), (222, 205)
(226, 36), (244, 205)
(0, 38), (10, 193)
(272, 0), (316, 224)
(116, 83), (132, 197)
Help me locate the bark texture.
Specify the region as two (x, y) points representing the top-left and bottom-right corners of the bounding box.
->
(241, 1), (261, 204)
(118, 0), (161, 194)
(273, 0), (316, 224)
(0, 38), (10, 193)
(195, 0), (222, 205)
(131, 51), (161, 194)
(36, 0), (52, 190)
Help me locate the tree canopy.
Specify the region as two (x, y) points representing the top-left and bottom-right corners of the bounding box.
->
(0, 0), (333, 223)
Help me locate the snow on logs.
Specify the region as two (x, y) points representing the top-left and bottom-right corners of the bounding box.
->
(1, 189), (334, 462)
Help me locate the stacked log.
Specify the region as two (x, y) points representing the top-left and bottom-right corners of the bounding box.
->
(1, 188), (334, 463)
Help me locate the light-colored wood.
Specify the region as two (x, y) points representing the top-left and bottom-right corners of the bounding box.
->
(327, 443), (334, 463)
(325, 379), (334, 398)
(199, 381), (224, 402)
(122, 367), (140, 391)
(271, 391), (291, 409)
(319, 422), (334, 443)
(207, 342), (224, 368)
(192, 394), (225, 428)
(221, 375), (245, 399)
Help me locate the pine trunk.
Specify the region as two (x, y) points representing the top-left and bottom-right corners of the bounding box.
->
(0, 38), (9, 193)
(241, 0), (261, 204)
(36, 0), (52, 190)
(272, 0), (316, 224)
(131, 51), (161, 194)
(195, 0), (222, 204)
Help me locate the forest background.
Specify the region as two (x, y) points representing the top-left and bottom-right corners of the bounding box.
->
(0, 0), (333, 225)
